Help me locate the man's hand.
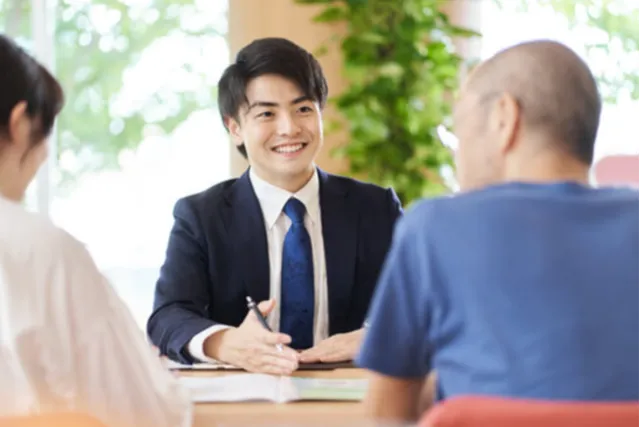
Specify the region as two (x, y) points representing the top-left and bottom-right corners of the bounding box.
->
(203, 299), (299, 375)
(298, 328), (364, 363)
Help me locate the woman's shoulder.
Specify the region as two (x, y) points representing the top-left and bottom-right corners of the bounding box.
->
(0, 198), (86, 258)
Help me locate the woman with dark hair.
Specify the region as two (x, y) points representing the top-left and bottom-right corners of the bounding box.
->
(0, 34), (192, 427)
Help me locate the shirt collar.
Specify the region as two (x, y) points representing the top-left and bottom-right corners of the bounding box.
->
(249, 168), (320, 229)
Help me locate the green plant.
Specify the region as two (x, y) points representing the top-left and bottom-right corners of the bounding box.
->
(296, 0), (479, 205)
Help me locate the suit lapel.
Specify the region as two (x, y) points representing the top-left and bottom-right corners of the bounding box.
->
(226, 170), (270, 304)
(318, 169), (358, 334)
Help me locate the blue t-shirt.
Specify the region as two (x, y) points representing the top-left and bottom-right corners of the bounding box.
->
(356, 181), (639, 401)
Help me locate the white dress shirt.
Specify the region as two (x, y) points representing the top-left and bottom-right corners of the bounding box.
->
(0, 195), (192, 427)
(188, 168), (329, 362)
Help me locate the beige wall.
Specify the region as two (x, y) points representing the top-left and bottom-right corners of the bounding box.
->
(442, 0), (484, 78)
(226, 0), (482, 178)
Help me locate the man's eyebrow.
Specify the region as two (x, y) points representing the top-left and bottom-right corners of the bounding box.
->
(247, 101), (278, 112)
(246, 95), (314, 112)
(291, 95), (312, 104)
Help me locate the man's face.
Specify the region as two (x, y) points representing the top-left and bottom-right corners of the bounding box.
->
(452, 86), (515, 192)
(227, 74), (323, 187)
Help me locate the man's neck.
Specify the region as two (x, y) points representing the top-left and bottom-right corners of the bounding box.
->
(251, 166), (316, 193)
(504, 152), (590, 185)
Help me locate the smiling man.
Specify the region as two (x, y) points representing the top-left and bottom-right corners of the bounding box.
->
(147, 37), (403, 375)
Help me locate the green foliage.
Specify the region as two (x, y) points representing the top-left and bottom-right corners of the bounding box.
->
(1, 0), (225, 187)
(0, 0), (29, 38)
(496, 0), (639, 103)
(297, 0), (478, 205)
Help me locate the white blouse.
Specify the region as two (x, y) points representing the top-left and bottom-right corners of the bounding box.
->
(0, 195), (192, 427)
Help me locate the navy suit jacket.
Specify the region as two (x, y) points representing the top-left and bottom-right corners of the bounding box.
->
(147, 168), (403, 363)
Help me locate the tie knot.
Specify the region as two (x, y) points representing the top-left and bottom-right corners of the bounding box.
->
(283, 198), (306, 224)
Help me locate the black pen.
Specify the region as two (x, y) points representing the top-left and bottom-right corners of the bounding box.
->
(246, 296), (283, 352)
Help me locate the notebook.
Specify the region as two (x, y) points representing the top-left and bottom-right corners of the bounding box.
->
(180, 374), (368, 403)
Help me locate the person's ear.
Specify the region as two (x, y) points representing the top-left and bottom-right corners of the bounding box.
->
(8, 101), (31, 148)
(225, 116), (244, 148)
(488, 93), (520, 154)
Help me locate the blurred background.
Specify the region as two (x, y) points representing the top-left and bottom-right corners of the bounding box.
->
(1, 0), (637, 329)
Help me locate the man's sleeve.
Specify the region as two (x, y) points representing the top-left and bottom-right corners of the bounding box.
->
(187, 324), (231, 363)
(356, 207), (434, 378)
(147, 198), (218, 363)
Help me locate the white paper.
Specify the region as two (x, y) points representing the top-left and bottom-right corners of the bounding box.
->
(290, 378), (368, 401)
(180, 374), (282, 403)
(179, 374), (368, 403)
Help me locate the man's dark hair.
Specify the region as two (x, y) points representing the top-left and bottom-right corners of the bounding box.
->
(468, 40), (601, 165)
(0, 34), (64, 150)
(217, 37), (328, 159)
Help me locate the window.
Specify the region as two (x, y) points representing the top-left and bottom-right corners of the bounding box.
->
(2, 0), (231, 328)
(481, 0), (639, 175)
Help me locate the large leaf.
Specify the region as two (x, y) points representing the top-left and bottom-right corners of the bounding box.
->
(296, 0), (475, 204)
(313, 6), (346, 22)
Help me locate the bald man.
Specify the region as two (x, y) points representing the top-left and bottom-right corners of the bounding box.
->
(356, 40), (639, 423)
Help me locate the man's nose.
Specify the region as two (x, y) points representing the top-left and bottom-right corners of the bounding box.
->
(277, 113), (302, 136)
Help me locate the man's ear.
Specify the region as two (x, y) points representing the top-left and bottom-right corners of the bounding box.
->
(225, 116), (243, 147)
(8, 101), (30, 147)
(489, 93), (520, 154)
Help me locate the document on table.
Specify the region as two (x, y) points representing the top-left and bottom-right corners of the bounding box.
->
(166, 360), (354, 371)
(180, 374), (368, 403)
(166, 360), (239, 370)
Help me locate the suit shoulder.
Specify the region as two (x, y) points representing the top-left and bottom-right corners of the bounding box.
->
(175, 177), (239, 214)
(328, 173), (397, 200)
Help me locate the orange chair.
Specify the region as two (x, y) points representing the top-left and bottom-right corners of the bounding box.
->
(419, 396), (639, 427)
(0, 413), (106, 427)
(593, 154), (639, 187)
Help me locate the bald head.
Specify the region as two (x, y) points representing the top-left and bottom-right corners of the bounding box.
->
(465, 40), (601, 165)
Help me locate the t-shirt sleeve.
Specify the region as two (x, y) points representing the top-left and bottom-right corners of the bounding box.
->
(355, 205), (435, 379)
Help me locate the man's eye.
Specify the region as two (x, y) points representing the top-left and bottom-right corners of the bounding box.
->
(299, 106), (313, 113)
(257, 111), (274, 118)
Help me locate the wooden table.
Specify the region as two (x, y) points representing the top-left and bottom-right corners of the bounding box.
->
(182, 368), (369, 427)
